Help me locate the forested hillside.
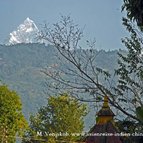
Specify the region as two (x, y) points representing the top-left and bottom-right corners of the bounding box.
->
(0, 43), (118, 123)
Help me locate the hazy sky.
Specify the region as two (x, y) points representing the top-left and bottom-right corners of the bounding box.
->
(0, 0), (126, 50)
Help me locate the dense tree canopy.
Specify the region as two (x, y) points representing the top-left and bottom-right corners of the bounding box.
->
(0, 85), (28, 143)
(22, 93), (87, 143)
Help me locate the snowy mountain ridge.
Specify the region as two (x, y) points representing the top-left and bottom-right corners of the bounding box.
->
(9, 17), (39, 45)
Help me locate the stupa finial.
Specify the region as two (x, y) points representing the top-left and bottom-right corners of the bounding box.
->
(103, 95), (109, 108)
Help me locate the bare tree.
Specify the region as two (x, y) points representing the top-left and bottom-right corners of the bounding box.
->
(39, 16), (140, 122)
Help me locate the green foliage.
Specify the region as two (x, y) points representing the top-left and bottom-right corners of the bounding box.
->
(122, 0), (143, 30)
(0, 85), (28, 143)
(22, 93), (87, 143)
(114, 16), (143, 122)
(136, 106), (143, 121)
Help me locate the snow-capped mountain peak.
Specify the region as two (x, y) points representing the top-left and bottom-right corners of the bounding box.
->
(9, 17), (39, 45)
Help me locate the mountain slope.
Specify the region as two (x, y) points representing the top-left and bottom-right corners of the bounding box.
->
(0, 43), (118, 128)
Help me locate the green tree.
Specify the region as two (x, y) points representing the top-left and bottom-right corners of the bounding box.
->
(122, 0), (143, 30)
(23, 93), (87, 143)
(115, 16), (143, 122)
(0, 85), (28, 143)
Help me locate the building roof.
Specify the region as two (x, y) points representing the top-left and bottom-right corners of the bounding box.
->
(81, 95), (122, 143)
(97, 95), (115, 117)
(84, 121), (122, 143)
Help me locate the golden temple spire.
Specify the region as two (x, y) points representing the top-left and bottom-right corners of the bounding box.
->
(103, 95), (109, 108)
(96, 95), (115, 124)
